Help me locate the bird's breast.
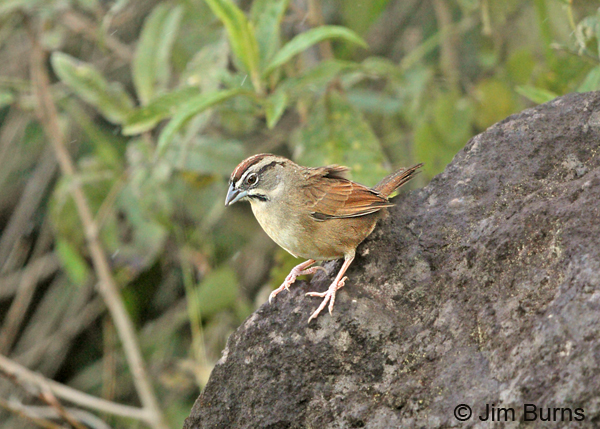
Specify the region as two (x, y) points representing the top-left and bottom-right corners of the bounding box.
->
(249, 201), (373, 261)
(250, 201), (308, 258)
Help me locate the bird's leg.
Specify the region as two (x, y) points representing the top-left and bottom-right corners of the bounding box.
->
(269, 259), (326, 303)
(306, 255), (355, 323)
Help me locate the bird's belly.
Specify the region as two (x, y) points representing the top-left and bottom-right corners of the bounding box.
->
(250, 203), (375, 261)
(254, 210), (322, 260)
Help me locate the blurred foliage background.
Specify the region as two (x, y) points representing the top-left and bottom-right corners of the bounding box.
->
(0, 0), (599, 427)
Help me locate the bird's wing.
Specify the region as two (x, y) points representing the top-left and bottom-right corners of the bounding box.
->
(302, 166), (392, 221)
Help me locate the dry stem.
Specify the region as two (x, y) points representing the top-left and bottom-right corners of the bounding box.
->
(0, 354), (151, 423)
(27, 21), (167, 429)
(0, 397), (64, 429)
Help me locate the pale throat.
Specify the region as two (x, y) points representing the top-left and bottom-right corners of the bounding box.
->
(249, 180), (300, 257)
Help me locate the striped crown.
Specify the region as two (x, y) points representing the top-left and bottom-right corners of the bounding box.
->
(230, 153), (273, 183)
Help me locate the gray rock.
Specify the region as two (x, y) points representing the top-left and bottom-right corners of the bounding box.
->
(184, 91), (600, 429)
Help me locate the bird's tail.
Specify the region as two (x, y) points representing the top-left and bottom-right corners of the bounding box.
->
(373, 163), (424, 198)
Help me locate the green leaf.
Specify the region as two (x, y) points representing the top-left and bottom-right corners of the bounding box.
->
(506, 49), (535, 85)
(75, 0), (100, 12)
(396, 17), (476, 73)
(182, 37), (230, 93)
(264, 26), (368, 76)
(64, 101), (123, 169)
(51, 52), (134, 124)
(123, 86), (201, 135)
(341, 0), (390, 35)
(265, 89), (288, 128)
(132, 4), (183, 105)
(204, 0), (260, 82)
(293, 90), (388, 186)
(0, 0), (42, 16)
(433, 91), (474, 148)
(56, 239), (90, 286)
(277, 59), (359, 99)
(577, 65), (600, 92)
(595, 10), (600, 55)
(474, 79), (515, 129)
(250, 0), (290, 67)
(515, 85), (558, 104)
(414, 118), (456, 177)
(574, 15), (599, 53)
(0, 91), (14, 108)
(359, 56), (404, 81)
(533, 0), (556, 67)
(414, 91), (474, 176)
(347, 89), (402, 115)
(156, 89), (245, 157)
(165, 136), (244, 176)
(117, 183), (168, 270)
(193, 266), (239, 318)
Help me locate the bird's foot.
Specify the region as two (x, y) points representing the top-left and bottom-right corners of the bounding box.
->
(306, 276), (348, 323)
(269, 264), (326, 304)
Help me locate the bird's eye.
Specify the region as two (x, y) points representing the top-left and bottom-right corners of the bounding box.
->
(246, 173), (258, 185)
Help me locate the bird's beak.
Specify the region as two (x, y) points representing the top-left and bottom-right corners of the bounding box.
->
(225, 183), (247, 206)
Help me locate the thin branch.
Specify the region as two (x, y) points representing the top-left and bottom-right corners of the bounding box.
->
(0, 107), (30, 199)
(0, 253), (57, 354)
(39, 384), (88, 429)
(0, 354), (151, 422)
(26, 21), (167, 429)
(61, 10), (133, 62)
(433, 0), (459, 89)
(95, 171), (127, 232)
(0, 143), (57, 272)
(175, 229), (208, 387)
(307, 0), (333, 60)
(0, 397), (64, 429)
(0, 253), (59, 300)
(365, 0), (420, 56)
(16, 295), (104, 368)
(102, 317), (118, 407)
(4, 402), (113, 429)
(480, 0), (492, 37)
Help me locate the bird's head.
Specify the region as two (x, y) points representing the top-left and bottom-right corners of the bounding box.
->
(225, 153), (289, 206)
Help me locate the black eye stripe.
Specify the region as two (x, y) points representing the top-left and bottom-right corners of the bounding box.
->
(237, 160), (283, 188)
(255, 160), (282, 177)
(248, 194), (268, 202)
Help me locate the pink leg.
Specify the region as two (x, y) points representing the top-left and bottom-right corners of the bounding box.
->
(269, 259), (326, 304)
(306, 255), (355, 323)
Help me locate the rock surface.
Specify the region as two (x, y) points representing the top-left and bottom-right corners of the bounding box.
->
(184, 92), (600, 429)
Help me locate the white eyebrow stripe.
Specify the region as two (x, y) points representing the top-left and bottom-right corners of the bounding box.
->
(230, 153), (269, 182)
(235, 158), (279, 187)
(237, 169), (253, 186)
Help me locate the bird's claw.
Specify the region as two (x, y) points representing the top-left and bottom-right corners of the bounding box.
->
(269, 279), (292, 304)
(306, 276), (348, 322)
(311, 266), (328, 276)
(269, 262), (324, 304)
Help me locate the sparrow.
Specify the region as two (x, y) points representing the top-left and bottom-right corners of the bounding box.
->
(225, 154), (422, 322)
